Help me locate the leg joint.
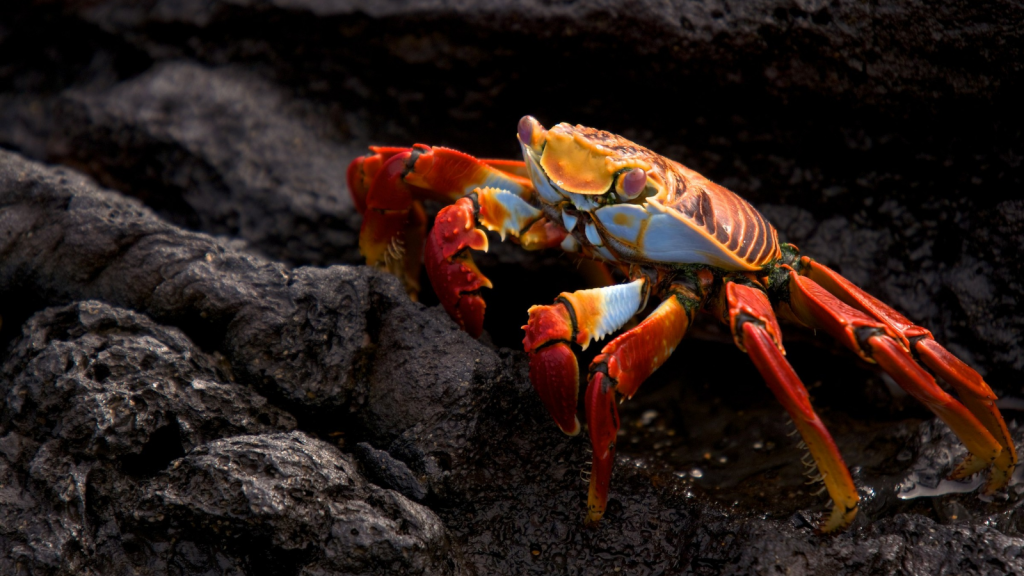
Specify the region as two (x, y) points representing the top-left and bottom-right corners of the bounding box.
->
(907, 334), (929, 360)
(780, 242), (802, 269)
(588, 362), (617, 393)
(733, 311), (766, 345)
(854, 326), (888, 358)
(554, 296), (580, 344)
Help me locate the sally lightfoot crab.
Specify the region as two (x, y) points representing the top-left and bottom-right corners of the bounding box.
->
(347, 116), (1016, 532)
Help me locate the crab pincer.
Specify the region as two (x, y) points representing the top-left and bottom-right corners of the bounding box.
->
(522, 302), (582, 436)
(425, 197), (492, 338)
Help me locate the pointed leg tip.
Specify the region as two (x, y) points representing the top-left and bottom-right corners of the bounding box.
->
(558, 417), (582, 437)
(981, 462), (1013, 494)
(816, 504), (858, 535)
(950, 452), (990, 481)
(585, 506), (605, 527)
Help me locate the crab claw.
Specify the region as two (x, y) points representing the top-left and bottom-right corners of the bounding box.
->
(523, 303), (581, 436)
(425, 197), (492, 338)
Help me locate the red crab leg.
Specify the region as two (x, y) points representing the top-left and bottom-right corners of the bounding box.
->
(794, 256), (1016, 489)
(522, 279), (649, 436)
(783, 267), (1007, 488)
(355, 148), (418, 272)
(583, 280), (703, 523)
(348, 144), (533, 299)
(347, 146), (411, 215)
(428, 187), (566, 337)
(718, 280), (859, 533)
(348, 146), (532, 212)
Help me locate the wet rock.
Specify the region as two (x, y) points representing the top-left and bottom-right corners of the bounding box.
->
(2, 301), (295, 459)
(53, 61), (362, 267)
(354, 441), (429, 501)
(689, 512), (1024, 575)
(0, 300), (456, 575)
(135, 432), (450, 576)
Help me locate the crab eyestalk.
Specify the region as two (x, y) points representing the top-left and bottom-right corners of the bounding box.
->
(518, 115), (547, 152)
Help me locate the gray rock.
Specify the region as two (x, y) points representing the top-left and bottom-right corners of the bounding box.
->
(0, 299), (458, 575)
(354, 442), (429, 501)
(0, 148), (492, 417)
(70, 0), (1024, 107)
(135, 432), (450, 575)
(53, 61), (362, 267)
(2, 301), (295, 460)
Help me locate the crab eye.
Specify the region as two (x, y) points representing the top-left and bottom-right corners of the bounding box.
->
(518, 115), (546, 151)
(518, 116), (534, 145)
(618, 168), (647, 199)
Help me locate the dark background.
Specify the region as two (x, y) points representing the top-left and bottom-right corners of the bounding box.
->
(1, 1), (1022, 574)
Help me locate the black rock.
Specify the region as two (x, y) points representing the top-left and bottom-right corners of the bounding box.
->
(354, 441), (429, 501)
(52, 61), (363, 267)
(134, 431), (450, 575)
(0, 300), (453, 575)
(1, 301), (295, 459)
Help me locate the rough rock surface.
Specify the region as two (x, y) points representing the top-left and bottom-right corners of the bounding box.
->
(0, 301), (448, 575)
(0, 1), (1022, 575)
(51, 61), (363, 267)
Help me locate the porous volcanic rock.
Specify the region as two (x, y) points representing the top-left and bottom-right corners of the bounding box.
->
(0, 300), (450, 575)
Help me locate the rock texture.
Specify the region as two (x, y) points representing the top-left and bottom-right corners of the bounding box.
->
(0, 301), (449, 575)
(0, 1), (1022, 575)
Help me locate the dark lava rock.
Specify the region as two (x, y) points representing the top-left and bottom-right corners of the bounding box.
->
(135, 432), (449, 576)
(354, 441), (429, 501)
(51, 60), (362, 267)
(1, 1), (1023, 575)
(1, 301), (295, 459)
(0, 301), (452, 575)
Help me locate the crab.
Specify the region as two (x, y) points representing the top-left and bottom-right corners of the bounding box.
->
(346, 116), (1016, 532)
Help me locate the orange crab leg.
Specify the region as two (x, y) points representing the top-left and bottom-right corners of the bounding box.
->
(522, 301), (580, 435)
(347, 146), (412, 214)
(794, 256), (1016, 488)
(349, 146), (531, 211)
(721, 280), (859, 533)
(784, 267), (1007, 488)
(348, 145), (533, 299)
(522, 279), (648, 436)
(583, 281), (701, 523)
(357, 148), (418, 271)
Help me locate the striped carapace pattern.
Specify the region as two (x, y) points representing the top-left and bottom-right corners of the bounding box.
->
(556, 124), (781, 268)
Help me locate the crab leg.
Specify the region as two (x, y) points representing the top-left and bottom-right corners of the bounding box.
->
(348, 144), (533, 298)
(719, 279), (859, 533)
(522, 279), (649, 436)
(783, 266), (1009, 488)
(583, 280), (703, 523)
(792, 255), (1016, 489)
(350, 147), (424, 294)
